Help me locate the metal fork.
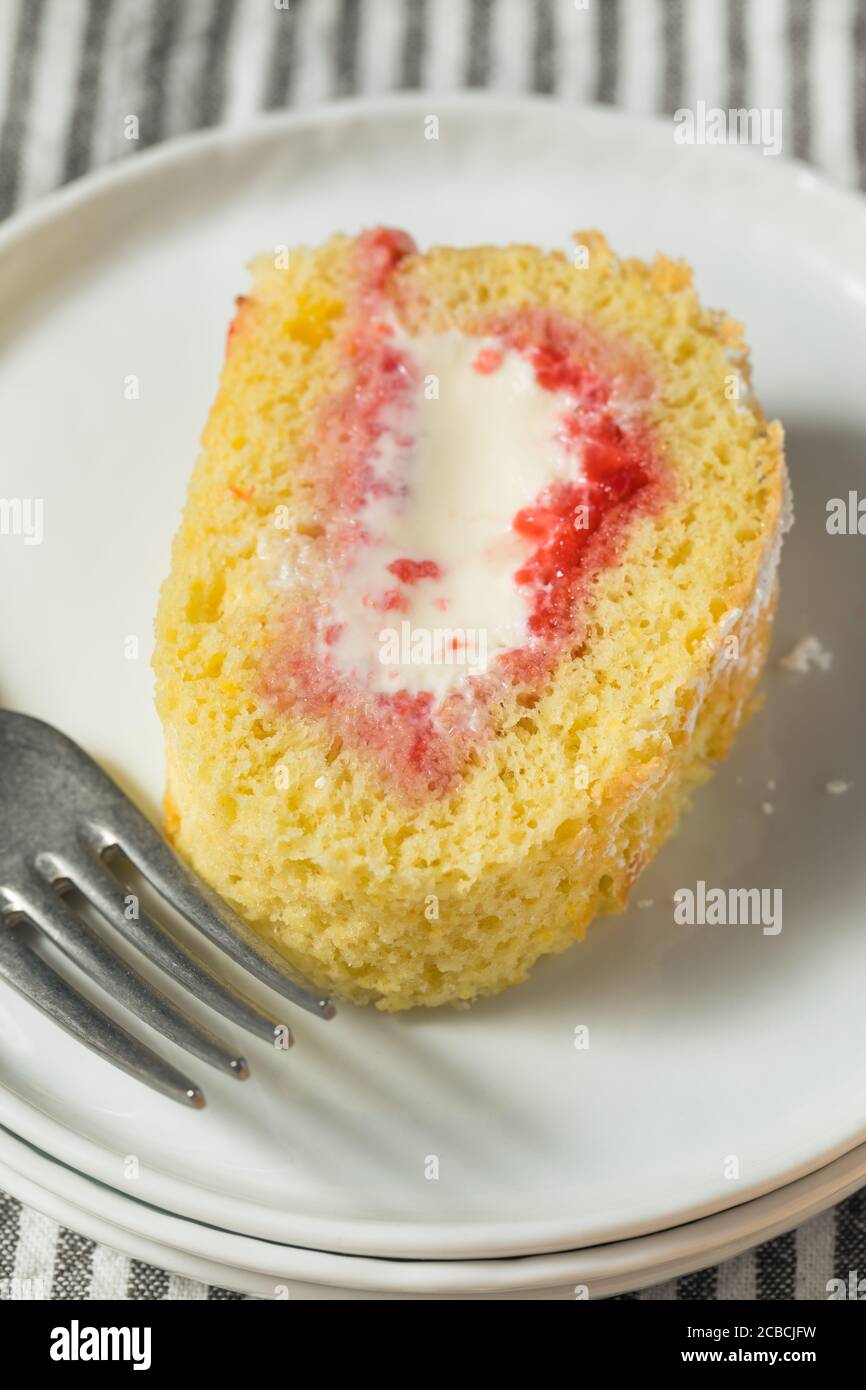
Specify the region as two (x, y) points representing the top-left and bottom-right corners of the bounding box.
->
(0, 709), (334, 1108)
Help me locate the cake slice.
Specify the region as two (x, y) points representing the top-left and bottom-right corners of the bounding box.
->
(154, 227), (787, 1010)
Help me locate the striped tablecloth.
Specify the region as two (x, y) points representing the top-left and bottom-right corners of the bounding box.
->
(1, 0), (864, 1302)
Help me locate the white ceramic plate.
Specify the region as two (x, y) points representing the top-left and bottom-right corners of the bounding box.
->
(3, 1123), (866, 1299)
(1, 95), (866, 1261)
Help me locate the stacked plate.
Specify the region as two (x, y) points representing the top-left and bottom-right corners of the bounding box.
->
(1, 98), (865, 1299)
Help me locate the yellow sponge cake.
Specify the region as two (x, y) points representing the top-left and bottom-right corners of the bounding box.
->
(154, 227), (787, 1010)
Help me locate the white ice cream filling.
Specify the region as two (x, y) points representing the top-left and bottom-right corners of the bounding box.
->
(321, 330), (584, 701)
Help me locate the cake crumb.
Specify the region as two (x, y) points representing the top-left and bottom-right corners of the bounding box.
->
(762, 801), (775, 815)
(826, 780), (851, 796)
(779, 636), (833, 673)
(636, 898), (654, 909)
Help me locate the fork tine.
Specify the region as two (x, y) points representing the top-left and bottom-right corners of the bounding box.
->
(0, 924), (206, 1108)
(0, 710), (333, 1022)
(100, 799), (335, 1020)
(53, 846), (292, 1048)
(9, 873), (252, 1081)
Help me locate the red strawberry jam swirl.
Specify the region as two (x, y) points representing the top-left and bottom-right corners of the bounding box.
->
(261, 228), (665, 796)
(488, 310), (659, 676)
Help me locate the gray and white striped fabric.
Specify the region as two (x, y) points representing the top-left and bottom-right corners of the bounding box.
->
(0, 0), (864, 1302)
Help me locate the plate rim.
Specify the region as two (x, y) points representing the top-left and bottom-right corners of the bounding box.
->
(2, 89), (865, 261)
(5, 1078), (866, 1258)
(2, 1121), (865, 1298)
